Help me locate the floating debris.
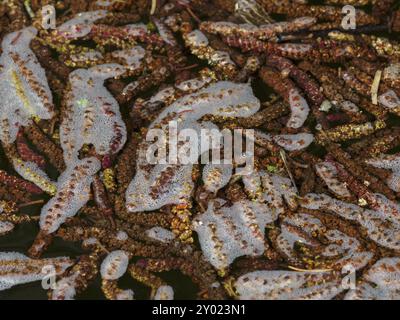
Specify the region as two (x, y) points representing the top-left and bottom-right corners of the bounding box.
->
(0, 1), (400, 300)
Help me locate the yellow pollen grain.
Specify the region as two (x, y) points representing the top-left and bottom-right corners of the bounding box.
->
(11, 70), (34, 114)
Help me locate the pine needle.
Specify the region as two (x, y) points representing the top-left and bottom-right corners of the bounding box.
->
(371, 70), (382, 105)
(150, 0), (157, 15)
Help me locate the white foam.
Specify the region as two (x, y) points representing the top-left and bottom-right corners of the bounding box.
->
(116, 289), (134, 300)
(61, 64), (127, 165)
(193, 196), (277, 270)
(300, 193), (400, 251)
(111, 46), (145, 68)
(154, 285), (174, 300)
(175, 77), (213, 92)
(235, 270), (342, 300)
(0, 252), (72, 292)
(366, 154), (400, 192)
(100, 250), (130, 280)
(115, 231), (129, 241)
(345, 257), (400, 300)
(378, 90), (400, 110)
(124, 23), (148, 37)
(287, 88), (310, 129)
(185, 30), (209, 47)
(202, 163), (232, 193)
(126, 81), (260, 212)
(340, 101), (359, 113)
(154, 20), (176, 46)
(276, 213), (372, 268)
(145, 227), (175, 243)
(0, 222), (14, 235)
(273, 133), (314, 151)
(51, 274), (78, 300)
(0, 27), (54, 144)
(12, 159), (56, 195)
(315, 161), (351, 198)
(40, 157), (101, 234)
(57, 10), (108, 39)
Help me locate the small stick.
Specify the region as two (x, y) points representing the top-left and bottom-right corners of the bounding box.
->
(150, 0), (157, 15)
(18, 199), (45, 208)
(371, 70), (382, 105)
(288, 266), (333, 273)
(280, 149), (298, 194)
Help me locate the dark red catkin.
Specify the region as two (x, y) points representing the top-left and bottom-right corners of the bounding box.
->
(265, 55), (327, 128)
(92, 175), (114, 219)
(328, 159), (380, 210)
(260, 0), (380, 25)
(24, 123), (66, 173)
(326, 143), (397, 201)
(372, 0), (395, 21)
(0, 170), (43, 194)
(30, 40), (72, 80)
(258, 66), (297, 102)
(16, 129), (46, 168)
(392, 10), (400, 32)
(224, 36), (377, 63)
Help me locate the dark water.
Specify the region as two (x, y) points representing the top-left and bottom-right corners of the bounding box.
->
(0, 203), (199, 299)
(1, 0), (399, 300)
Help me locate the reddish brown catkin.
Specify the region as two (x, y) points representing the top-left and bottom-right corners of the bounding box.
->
(392, 10), (400, 32)
(0, 169), (43, 194)
(24, 123), (66, 173)
(326, 143), (397, 200)
(16, 130), (46, 168)
(372, 0), (395, 20)
(261, 0), (380, 25)
(349, 128), (400, 157)
(329, 159), (380, 209)
(259, 66), (297, 103)
(224, 36), (377, 62)
(265, 55), (327, 128)
(30, 40), (72, 80)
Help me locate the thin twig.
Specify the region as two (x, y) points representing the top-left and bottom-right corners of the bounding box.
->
(19, 199), (45, 208)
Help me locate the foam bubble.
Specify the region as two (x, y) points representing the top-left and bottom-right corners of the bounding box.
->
(61, 64), (127, 164)
(100, 250), (130, 280)
(51, 274), (78, 300)
(126, 81), (260, 212)
(111, 46), (145, 68)
(40, 157), (101, 234)
(0, 252), (72, 292)
(315, 161), (351, 198)
(287, 88), (310, 129)
(378, 90), (400, 110)
(300, 193), (400, 251)
(345, 257), (400, 300)
(193, 195), (277, 270)
(202, 163), (233, 193)
(116, 289), (134, 300)
(273, 133), (314, 151)
(235, 270), (342, 300)
(115, 231), (129, 241)
(154, 285), (174, 300)
(12, 159), (57, 195)
(0, 222), (14, 236)
(145, 227), (175, 243)
(0, 27), (54, 144)
(57, 11), (108, 39)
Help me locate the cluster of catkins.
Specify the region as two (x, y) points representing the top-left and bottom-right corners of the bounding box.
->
(1, 0), (400, 300)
